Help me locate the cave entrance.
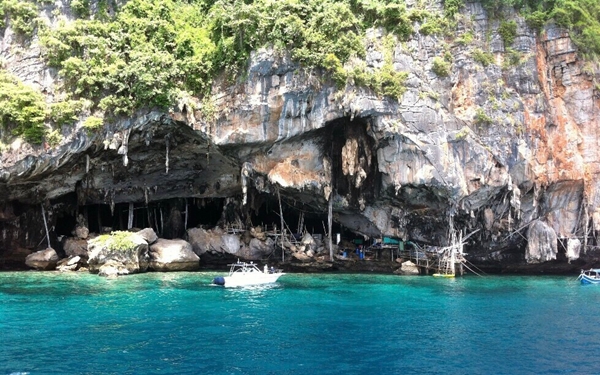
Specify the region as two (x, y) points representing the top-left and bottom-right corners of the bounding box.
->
(247, 193), (358, 250)
(57, 198), (226, 239)
(323, 116), (380, 206)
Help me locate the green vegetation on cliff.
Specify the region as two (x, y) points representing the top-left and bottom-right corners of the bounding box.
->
(0, 68), (84, 144)
(0, 0), (598, 131)
(446, 0), (600, 58)
(0, 70), (46, 143)
(35, 0), (422, 115)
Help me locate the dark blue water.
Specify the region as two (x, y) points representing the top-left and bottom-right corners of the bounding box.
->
(1, 272), (599, 374)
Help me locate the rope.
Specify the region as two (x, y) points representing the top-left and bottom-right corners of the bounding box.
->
(462, 261), (484, 277)
(464, 258), (489, 276)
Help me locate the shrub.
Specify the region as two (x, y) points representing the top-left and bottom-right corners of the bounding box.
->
(83, 116), (103, 131)
(503, 48), (522, 67)
(499, 20), (517, 46)
(456, 31), (474, 46)
(432, 57), (450, 77)
(474, 108), (493, 125)
(49, 99), (84, 127)
(45, 129), (63, 147)
(472, 49), (495, 67)
(93, 231), (137, 251)
(443, 0), (464, 17)
(70, 0), (91, 18)
(0, 70), (46, 143)
(0, 0), (40, 36)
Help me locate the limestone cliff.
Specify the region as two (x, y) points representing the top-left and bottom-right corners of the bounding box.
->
(1, 0), (599, 272)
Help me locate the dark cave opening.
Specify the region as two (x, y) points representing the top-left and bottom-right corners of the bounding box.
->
(323, 116), (381, 206)
(54, 198), (226, 239)
(248, 194), (357, 243)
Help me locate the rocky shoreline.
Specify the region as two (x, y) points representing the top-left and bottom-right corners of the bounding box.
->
(16, 221), (591, 276)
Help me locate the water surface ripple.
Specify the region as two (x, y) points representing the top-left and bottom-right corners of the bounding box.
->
(1, 272), (598, 374)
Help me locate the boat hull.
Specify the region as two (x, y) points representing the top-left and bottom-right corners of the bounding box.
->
(432, 273), (455, 278)
(219, 273), (284, 288)
(579, 274), (600, 285)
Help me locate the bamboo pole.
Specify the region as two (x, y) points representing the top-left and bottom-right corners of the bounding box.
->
(184, 198), (189, 231)
(584, 194), (589, 253)
(41, 204), (51, 249)
(128, 202), (134, 229)
(328, 197), (333, 261)
(160, 208), (164, 236)
(277, 187), (285, 263)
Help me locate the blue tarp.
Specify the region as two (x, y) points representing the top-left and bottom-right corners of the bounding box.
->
(383, 236), (400, 245)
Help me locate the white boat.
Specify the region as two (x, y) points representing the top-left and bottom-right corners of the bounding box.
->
(212, 260), (285, 287)
(577, 269), (600, 285)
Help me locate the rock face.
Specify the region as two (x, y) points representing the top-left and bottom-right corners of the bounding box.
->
(25, 248), (59, 270)
(87, 232), (149, 276)
(526, 220), (558, 263)
(149, 239), (199, 271)
(1, 1), (600, 273)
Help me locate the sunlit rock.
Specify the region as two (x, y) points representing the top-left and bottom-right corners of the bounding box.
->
(88, 232), (149, 276)
(149, 239), (199, 271)
(25, 248), (59, 270)
(526, 220), (558, 264)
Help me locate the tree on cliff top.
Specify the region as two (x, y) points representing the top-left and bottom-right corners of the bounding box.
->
(1, 0), (597, 124)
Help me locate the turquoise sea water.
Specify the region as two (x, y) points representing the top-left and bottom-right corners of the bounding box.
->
(1, 272), (599, 374)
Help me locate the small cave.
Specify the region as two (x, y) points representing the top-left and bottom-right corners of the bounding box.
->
(322, 116), (381, 206)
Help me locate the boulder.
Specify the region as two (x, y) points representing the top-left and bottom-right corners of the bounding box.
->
(25, 248), (59, 270)
(98, 260), (127, 277)
(74, 225), (89, 239)
(301, 233), (318, 252)
(57, 256), (82, 272)
(87, 231), (149, 276)
(149, 239), (200, 271)
(221, 234), (242, 254)
(63, 238), (88, 258)
(394, 260), (420, 275)
(242, 238), (274, 260)
(187, 227), (224, 255)
(250, 226), (267, 241)
(187, 227), (244, 256)
(137, 228), (158, 245)
(292, 251), (312, 263)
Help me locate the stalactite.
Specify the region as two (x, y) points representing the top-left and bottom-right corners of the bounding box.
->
(110, 193), (115, 216)
(241, 162), (252, 206)
(119, 129), (131, 167)
(165, 136), (170, 174)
